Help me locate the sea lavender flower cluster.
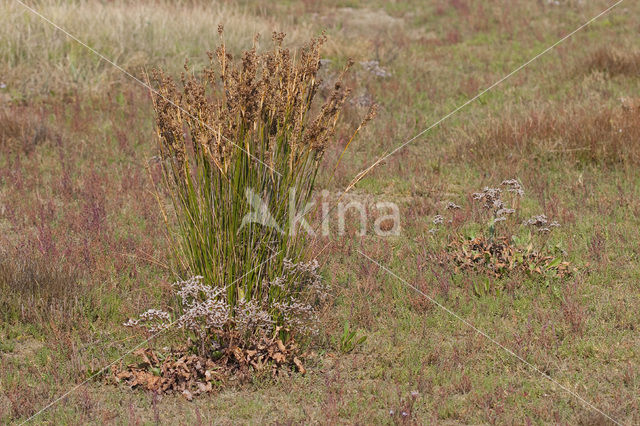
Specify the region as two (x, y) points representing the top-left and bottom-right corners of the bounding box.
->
(234, 299), (274, 335)
(524, 214), (560, 233)
(123, 309), (172, 333)
(496, 207), (516, 217)
(472, 187), (504, 212)
(360, 60), (392, 78)
(428, 180), (562, 248)
(446, 201), (461, 210)
(429, 179), (527, 236)
(349, 93), (375, 108)
(125, 260), (327, 346)
(124, 276), (234, 337)
(428, 214), (446, 234)
(281, 258), (328, 303)
(273, 300), (319, 335)
(501, 179), (525, 197)
(473, 180), (523, 223)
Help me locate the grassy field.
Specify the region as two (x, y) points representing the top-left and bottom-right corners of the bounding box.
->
(1, 0), (640, 424)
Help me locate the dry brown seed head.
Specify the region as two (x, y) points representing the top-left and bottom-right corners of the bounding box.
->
(272, 31), (285, 46)
(363, 103), (379, 126)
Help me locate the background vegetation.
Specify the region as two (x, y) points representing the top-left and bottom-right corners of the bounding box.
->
(1, 0), (639, 423)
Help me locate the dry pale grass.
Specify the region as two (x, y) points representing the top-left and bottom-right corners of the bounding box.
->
(583, 46), (640, 77)
(465, 98), (640, 165)
(317, 7), (405, 59)
(0, 252), (83, 326)
(0, 0), (314, 94)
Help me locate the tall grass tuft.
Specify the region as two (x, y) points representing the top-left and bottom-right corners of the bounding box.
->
(146, 29), (372, 346)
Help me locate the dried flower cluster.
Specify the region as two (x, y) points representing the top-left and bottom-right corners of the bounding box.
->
(430, 179), (560, 237)
(501, 179), (525, 197)
(472, 187), (503, 210)
(126, 259), (327, 350)
(471, 179), (525, 223)
(446, 201), (462, 210)
(524, 214), (560, 233)
(360, 60), (392, 78)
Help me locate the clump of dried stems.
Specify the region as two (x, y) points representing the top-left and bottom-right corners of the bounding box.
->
(139, 29), (373, 350)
